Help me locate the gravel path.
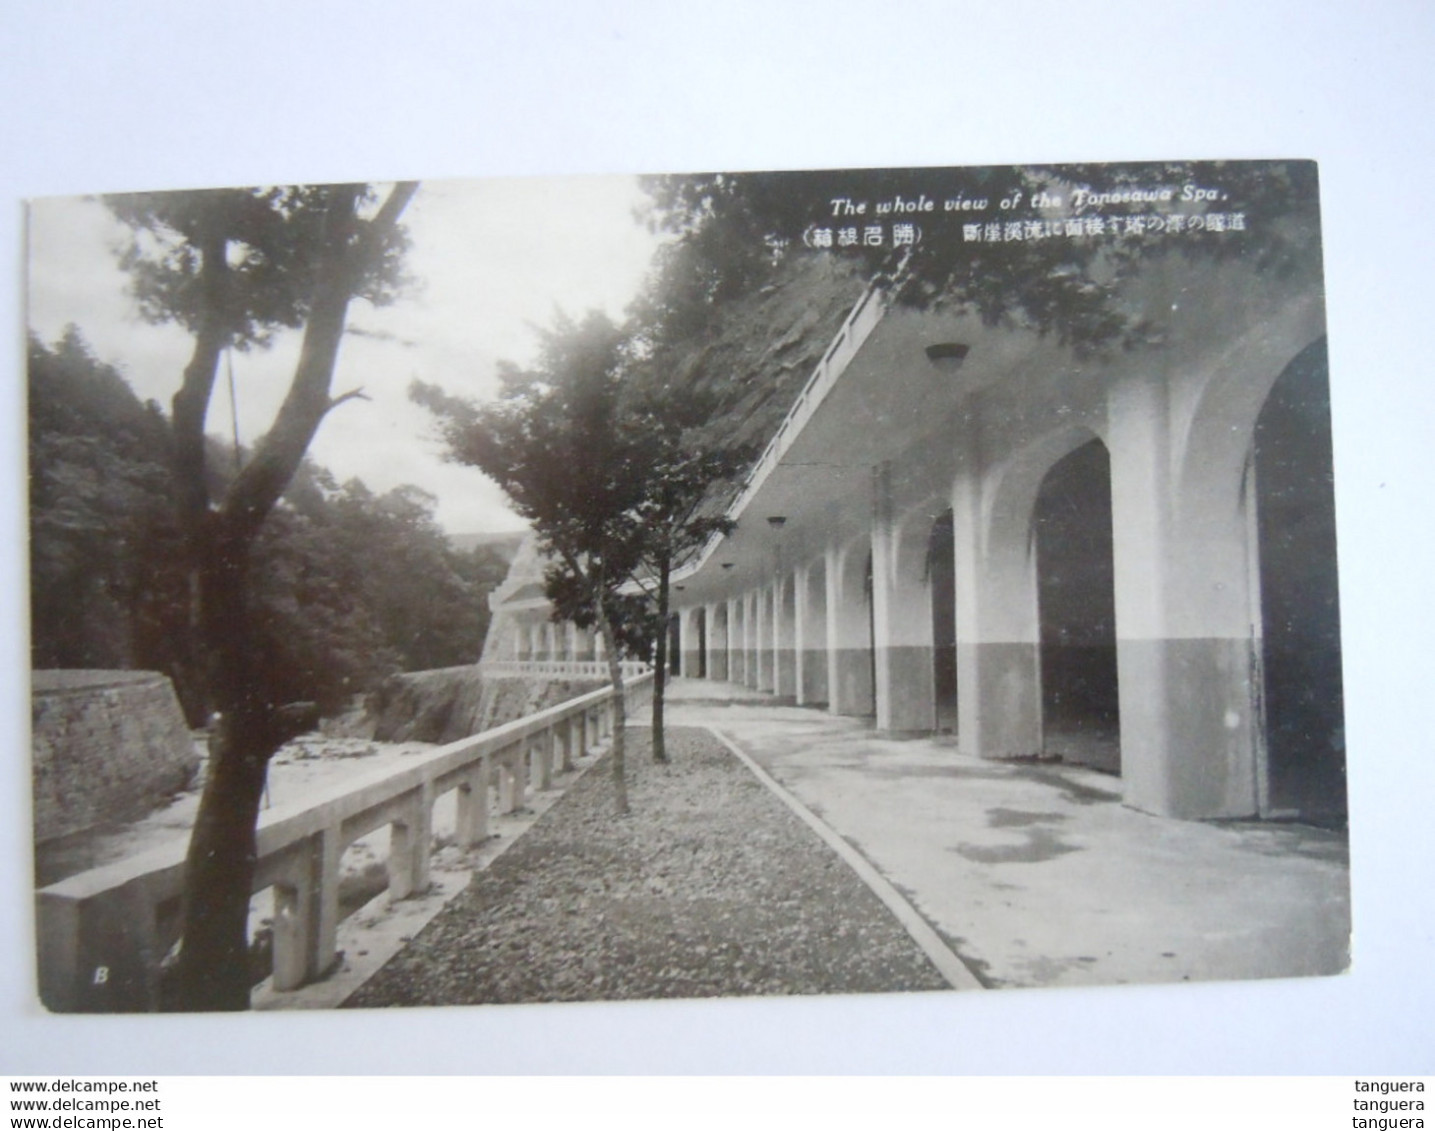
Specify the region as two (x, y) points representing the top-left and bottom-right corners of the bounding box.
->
(346, 726), (951, 1006)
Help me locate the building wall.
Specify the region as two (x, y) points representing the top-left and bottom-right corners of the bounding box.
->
(670, 248), (1340, 823)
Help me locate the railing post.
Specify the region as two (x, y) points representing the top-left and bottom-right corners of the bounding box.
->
(271, 877), (310, 993)
(37, 681), (664, 1009)
(560, 715), (578, 771)
(456, 756), (491, 845)
(313, 825), (341, 981)
(511, 747), (527, 810)
(497, 752), (515, 812)
(497, 744), (526, 813)
(38, 880), (167, 1012)
(35, 890), (81, 1011)
(529, 729), (553, 792)
(388, 781), (433, 901)
(272, 824), (343, 992)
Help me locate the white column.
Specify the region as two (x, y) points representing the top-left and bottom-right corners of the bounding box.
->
(825, 539), (874, 716)
(870, 463), (936, 733)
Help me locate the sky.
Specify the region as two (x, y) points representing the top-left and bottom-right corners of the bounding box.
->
(26, 175), (666, 534)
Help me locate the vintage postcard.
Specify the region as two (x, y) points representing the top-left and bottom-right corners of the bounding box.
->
(26, 161), (1347, 1012)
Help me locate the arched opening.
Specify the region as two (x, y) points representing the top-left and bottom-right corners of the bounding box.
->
(1254, 338), (1345, 824)
(928, 509), (957, 734)
(1034, 439), (1120, 773)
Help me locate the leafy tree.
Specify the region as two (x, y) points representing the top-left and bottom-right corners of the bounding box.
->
(105, 181), (418, 1010)
(616, 250), (765, 657)
(613, 386), (753, 760)
(248, 491), (396, 714)
(618, 199), (819, 760)
(640, 162), (1321, 353)
(28, 327), (497, 724)
(618, 161), (1324, 753)
(323, 480), (493, 674)
(29, 331), (383, 720)
(449, 541), (512, 632)
(414, 312), (651, 814)
(28, 325), (498, 728)
(27, 329), (186, 681)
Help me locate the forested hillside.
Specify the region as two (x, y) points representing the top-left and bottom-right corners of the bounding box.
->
(28, 328), (509, 723)
(647, 251), (867, 457)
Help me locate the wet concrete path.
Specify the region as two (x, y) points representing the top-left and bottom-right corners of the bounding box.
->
(666, 679), (1350, 990)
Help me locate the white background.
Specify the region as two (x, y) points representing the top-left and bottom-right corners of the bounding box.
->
(2, 0), (1432, 1076)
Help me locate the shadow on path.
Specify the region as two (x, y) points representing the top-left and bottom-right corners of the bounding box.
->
(666, 679), (1350, 990)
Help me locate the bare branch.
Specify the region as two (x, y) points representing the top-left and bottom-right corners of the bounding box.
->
(371, 181), (420, 233)
(327, 387), (371, 412)
(222, 183), (418, 545)
(170, 224), (231, 533)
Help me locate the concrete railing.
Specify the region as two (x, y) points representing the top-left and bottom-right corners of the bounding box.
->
(670, 272), (891, 582)
(36, 672), (654, 1012)
(480, 659), (649, 680)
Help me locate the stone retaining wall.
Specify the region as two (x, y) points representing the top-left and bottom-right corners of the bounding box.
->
(31, 671), (199, 845)
(368, 664), (605, 744)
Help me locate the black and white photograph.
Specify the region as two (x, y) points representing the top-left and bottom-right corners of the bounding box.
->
(26, 162), (1349, 1015)
(5, 1), (1434, 1085)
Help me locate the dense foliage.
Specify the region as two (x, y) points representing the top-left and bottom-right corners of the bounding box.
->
(639, 161), (1322, 355)
(28, 328), (186, 681)
(415, 311), (667, 812)
(28, 329), (505, 721)
(105, 185), (411, 349)
(111, 181), (423, 1011)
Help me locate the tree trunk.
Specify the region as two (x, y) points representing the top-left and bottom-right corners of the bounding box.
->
(169, 719), (272, 1009)
(171, 524), (285, 1010)
(165, 182), (418, 1011)
(650, 555), (671, 762)
(594, 600), (629, 817)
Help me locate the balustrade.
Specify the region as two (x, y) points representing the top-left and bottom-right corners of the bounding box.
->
(479, 659), (649, 679)
(36, 673), (653, 1012)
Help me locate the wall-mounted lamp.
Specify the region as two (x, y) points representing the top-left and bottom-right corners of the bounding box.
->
(766, 516), (787, 529)
(925, 342), (971, 372)
(721, 562), (735, 570)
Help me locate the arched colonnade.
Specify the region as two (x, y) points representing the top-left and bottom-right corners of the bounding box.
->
(670, 259), (1342, 824)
